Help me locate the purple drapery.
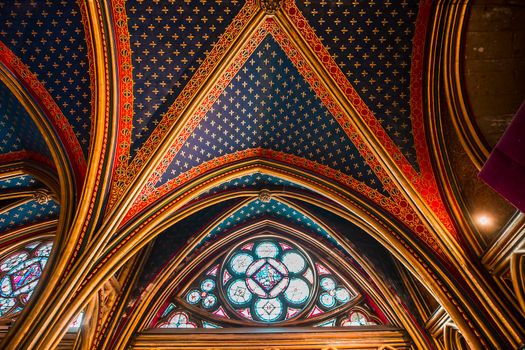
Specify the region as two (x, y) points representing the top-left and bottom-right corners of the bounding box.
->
(479, 100), (525, 213)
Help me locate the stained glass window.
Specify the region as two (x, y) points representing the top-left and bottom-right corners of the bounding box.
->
(0, 240), (53, 318)
(156, 235), (377, 328)
(340, 309), (380, 326)
(69, 311), (84, 331)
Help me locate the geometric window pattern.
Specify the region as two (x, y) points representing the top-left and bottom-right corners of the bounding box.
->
(0, 240), (53, 318)
(316, 306), (382, 327)
(156, 235), (378, 328)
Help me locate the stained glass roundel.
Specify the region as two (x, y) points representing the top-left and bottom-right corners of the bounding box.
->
(220, 237), (316, 323)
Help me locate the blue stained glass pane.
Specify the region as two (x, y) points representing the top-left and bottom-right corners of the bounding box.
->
(203, 321), (222, 328)
(253, 262), (283, 291)
(35, 243), (53, 257)
(160, 312), (197, 328)
(230, 253), (253, 275)
(320, 292), (336, 308)
(11, 262), (41, 290)
(0, 252), (28, 272)
(186, 290), (201, 305)
(0, 240), (53, 318)
(227, 280), (252, 305)
(316, 318), (337, 327)
(335, 288), (351, 303)
(69, 311), (84, 330)
(342, 312), (369, 326)
(162, 303), (176, 317)
(202, 294), (217, 308)
(254, 298), (283, 322)
(320, 277), (336, 292)
(201, 279), (215, 292)
(0, 298), (15, 315)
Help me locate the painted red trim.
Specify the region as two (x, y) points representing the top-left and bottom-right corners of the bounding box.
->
(0, 42), (86, 186)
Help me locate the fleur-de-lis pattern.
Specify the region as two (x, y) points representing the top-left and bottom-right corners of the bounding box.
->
(158, 36), (387, 195)
(296, 0), (420, 170)
(0, 199), (59, 232)
(0, 82), (51, 158)
(126, 0), (244, 158)
(0, 0), (91, 156)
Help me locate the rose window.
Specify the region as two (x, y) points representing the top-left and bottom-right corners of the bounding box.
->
(221, 238), (314, 323)
(175, 235), (364, 327)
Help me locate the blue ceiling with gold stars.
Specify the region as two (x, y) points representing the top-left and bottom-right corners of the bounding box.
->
(0, 173), (59, 233)
(0, 0), (92, 157)
(0, 198), (59, 232)
(157, 36), (388, 195)
(296, 0), (420, 170)
(126, 0), (244, 157)
(0, 175), (38, 190)
(0, 82), (51, 159)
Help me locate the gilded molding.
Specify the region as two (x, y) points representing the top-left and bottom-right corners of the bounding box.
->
(510, 252), (525, 313)
(0, 0), (112, 347)
(0, 161), (60, 198)
(0, 220), (56, 248)
(132, 328), (410, 350)
(258, 0), (282, 15)
(439, 2), (490, 170)
(424, 2), (525, 347)
(425, 0), (486, 256)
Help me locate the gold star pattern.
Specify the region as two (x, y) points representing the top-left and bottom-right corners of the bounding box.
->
(297, 0), (419, 169)
(0, 0), (92, 155)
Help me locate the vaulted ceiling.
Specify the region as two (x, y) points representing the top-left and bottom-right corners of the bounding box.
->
(0, 0), (524, 349)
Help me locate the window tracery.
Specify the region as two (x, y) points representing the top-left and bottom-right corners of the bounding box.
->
(155, 235), (384, 328)
(0, 240), (53, 318)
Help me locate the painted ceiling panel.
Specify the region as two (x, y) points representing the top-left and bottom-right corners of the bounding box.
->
(0, 175), (39, 190)
(201, 198), (342, 250)
(132, 198), (243, 303)
(157, 35), (388, 195)
(0, 198), (59, 232)
(126, 0), (244, 158)
(0, 82), (51, 158)
(0, 0), (92, 157)
(295, 0), (420, 170)
(195, 174), (306, 200)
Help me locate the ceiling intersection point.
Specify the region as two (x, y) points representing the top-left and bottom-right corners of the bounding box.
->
(258, 0), (282, 14)
(258, 189), (272, 203)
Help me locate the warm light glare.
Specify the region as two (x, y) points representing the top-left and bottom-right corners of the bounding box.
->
(477, 215), (491, 226)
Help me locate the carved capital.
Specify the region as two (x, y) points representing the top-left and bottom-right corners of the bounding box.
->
(258, 0), (282, 14)
(33, 190), (51, 204)
(258, 189), (272, 203)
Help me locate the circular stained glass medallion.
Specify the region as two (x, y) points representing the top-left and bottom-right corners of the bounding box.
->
(221, 237), (316, 323)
